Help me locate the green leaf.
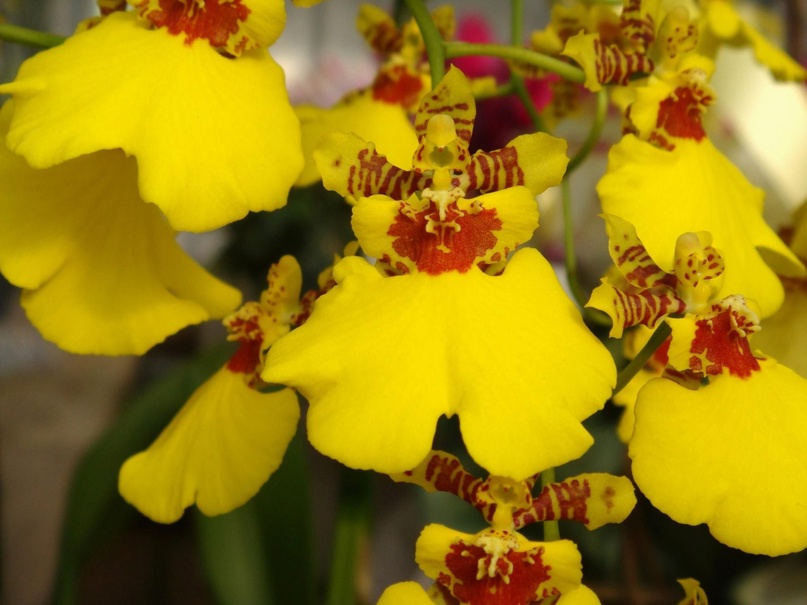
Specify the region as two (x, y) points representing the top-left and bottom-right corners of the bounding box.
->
(326, 469), (374, 605)
(195, 431), (316, 605)
(50, 345), (232, 605)
(254, 432), (316, 605)
(195, 501), (276, 605)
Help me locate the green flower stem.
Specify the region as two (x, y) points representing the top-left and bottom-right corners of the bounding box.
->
(510, 0), (524, 46)
(444, 42), (585, 84)
(326, 469), (373, 605)
(567, 88), (608, 174)
(541, 468), (561, 541)
(612, 321), (673, 397)
(0, 23), (64, 48)
(403, 0), (445, 87)
(561, 176), (612, 327)
(561, 178), (588, 310)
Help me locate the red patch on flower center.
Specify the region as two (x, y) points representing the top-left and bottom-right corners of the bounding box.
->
(689, 306), (761, 378)
(372, 64), (425, 109)
(388, 200), (502, 274)
(653, 336), (671, 367)
(227, 337), (262, 374)
(224, 315), (263, 385)
(656, 86), (709, 142)
(139, 0), (250, 49)
(442, 538), (556, 605)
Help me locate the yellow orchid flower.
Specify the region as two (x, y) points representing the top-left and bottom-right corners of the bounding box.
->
(589, 217), (807, 555)
(119, 256), (306, 523)
(0, 101), (240, 355)
(383, 450), (630, 605)
(0, 0), (302, 232)
(263, 68), (616, 480)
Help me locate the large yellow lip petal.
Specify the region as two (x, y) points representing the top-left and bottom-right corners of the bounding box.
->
(119, 366), (299, 523)
(263, 248), (615, 480)
(0, 103), (240, 355)
(630, 360), (807, 555)
(0, 11), (302, 232)
(598, 136), (804, 317)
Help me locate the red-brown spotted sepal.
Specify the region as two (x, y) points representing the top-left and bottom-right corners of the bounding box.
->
(223, 256), (302, 387)
(413, 69), (475, 151)
(588, 283), (687, 339)
(589, 216), (687, 337)
(588, 216), (725, 337)
(563, 34), (655, 91)
(129, 0), (286, 55)
(316, 133), (429, 203)
(604, 214), (673, 289)
(513, 473), (637, 531)
(392, 451), (636, 531)
(619, 0), (657, 55)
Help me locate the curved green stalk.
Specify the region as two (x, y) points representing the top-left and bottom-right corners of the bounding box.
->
(612, 322), (673, 397)
(506, 0), (546, 132)
(541, 468), (560, 541)
(561, 178), (587, 310)
(445, 42), (585, 84)
(567, 88), (608, 174)
(0, 23), (64, 48)
(403, 0), (445, 86)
